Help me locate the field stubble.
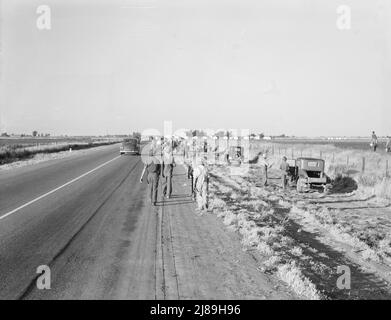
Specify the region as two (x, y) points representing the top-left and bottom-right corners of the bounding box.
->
(206, 140), (391, 299)
(0, 138), (120, 166)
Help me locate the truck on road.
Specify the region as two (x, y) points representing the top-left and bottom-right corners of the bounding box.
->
(120, 138), (140, 155)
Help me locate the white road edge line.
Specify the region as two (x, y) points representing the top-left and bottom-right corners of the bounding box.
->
(0, 155), (121, 221)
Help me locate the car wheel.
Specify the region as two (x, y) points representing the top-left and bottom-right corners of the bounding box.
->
(296, 178), (307, 192)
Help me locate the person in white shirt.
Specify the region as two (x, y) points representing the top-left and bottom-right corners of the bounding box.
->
(193, 157), (209, 212)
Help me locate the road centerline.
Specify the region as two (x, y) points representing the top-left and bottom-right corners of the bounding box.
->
(0, 155), (121, 221)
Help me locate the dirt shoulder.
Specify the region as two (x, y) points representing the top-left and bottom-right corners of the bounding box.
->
(158, 165), (298, 300)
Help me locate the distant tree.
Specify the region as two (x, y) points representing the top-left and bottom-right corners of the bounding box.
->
(32, 130), (38, 137)
(1, 132), (9, 137)
(259, 133), (265, 139)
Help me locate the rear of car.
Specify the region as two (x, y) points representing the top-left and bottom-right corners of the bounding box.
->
(296, 158), (327, 191)
(120, 138), (140, 155)
(297, 158), (326, 183)
(228, 146), (244, 165)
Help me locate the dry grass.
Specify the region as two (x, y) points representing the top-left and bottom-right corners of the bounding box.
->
(0, 140), (119, 165)
(209, 167), (325, 300)
(277, 262), (321, 300)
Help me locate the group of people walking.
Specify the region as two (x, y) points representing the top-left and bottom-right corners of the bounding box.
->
(139, 140), (209, 212)
(139, 142), (175, 206)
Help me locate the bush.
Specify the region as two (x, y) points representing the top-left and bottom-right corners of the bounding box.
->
(329, 175), (358, 194)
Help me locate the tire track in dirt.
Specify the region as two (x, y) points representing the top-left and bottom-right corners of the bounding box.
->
(210, 168), (391, 299)
(155, 185), (181, 299)
(154, 200), (166, 299)
(158, 166), (297, 299)
(165, 200), (181, 298)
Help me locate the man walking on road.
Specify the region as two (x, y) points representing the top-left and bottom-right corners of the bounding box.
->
(185, 157), (195, 198)
(193, 157), (209, 212)
(140, 149), (161, 206)
(162, 142), (175, 199)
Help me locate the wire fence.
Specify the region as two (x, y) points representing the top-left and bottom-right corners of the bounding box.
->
(251, 142), (391, 179)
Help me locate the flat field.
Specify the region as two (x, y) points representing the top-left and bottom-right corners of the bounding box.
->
(267, 138), (389, 152)
(0, 137), (120, 165)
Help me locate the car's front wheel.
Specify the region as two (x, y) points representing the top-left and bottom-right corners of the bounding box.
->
(296, 178), (307, 192)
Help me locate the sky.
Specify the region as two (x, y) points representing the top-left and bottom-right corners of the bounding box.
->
(0, 0), (390, 136)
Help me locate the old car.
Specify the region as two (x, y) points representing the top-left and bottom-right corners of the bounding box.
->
(227, 146), (244, 165)
(288, 157), (328, 192)
(120, 138), (140, 155)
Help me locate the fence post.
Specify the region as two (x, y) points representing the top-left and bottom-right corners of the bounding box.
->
(301, 150), (303, 157)
(386, 160), (389, 178)
(291, 149), (294, 159)
(320, 151), (323, 159)
(346, 156), (349, 167)
(362, 157), (366, 173)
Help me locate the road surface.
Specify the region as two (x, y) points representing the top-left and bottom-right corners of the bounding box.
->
(0, 144), (295, 299)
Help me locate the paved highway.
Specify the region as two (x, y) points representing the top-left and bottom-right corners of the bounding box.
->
(0, 144), (295, 299)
